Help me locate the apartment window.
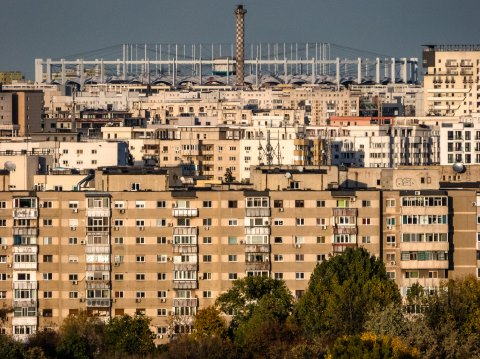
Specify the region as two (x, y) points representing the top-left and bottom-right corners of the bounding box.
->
(295, 236), (305, 245)
(157, 201), (166, 208)
(136, 256), (145, 263)
(317, 254), (326, 263)
(69, 292), (78, 299)
(157, 237), (167, 245)
(136, 273), (145, 281)
(387, 271), (396, 280)
(317, 236), (325, 244)
(203, 218), (212, 226)
(274, 219), (284, 226)
(0, 201), (6, 209)
(43, 237), (52, 245)
(114, 219), (123, 227)
(136, 292), (145, 298)
(114, 201), (125, 209)
(114, 237), (124, 245)
(387, 235), (396, 244)
(68, 274), (78, 281)
(228, 236), (237, 245)
(362, 200), (371, 207)
(43, 291), (53, 298)
(203, 255), (212, 262)
(0, 220), (6, 227)
(295, 200), (304, 208)
(405, 271), (419, 279)
(203, 291), (212, 298)
(43, 255), (53, 263)
(203, 201), (212, 208)
(135, 201), (146, 208)
(274, 237), (283, 244)
(386, 217), (396, 226)
(386, 199), (396, 207)
(274, 273), (284, 280)
(114, 274), (124, 281)
(131, 183), (140, 191)
(362, 236), (371, 244)
(228, 255), (237, 262)
(295, 272), (305, 280)
(316, 200), (326, 207)
(228, 273), (238, 280)
(157, 219), (167, 227)
(228, 200), (238, 208)
(43, 219), (53, 226)
(295, 254), (304, 262)
(316, 218), (328, 226)
(228, 219), (238, 226)
(136, 237), (145, 245)
(68, 256), (78, 263)
(136, 220), (145, 227)
(203, 237), (212, 244)
(0, 256), (6, 263)
(203, 273), (212, 280)
(68, 237), (77, 245)
(274, 200), (283, 208)
(362, 218), (371, 225)
(296, 218), (305, 226)
(429, 271), (439, 279)
(0, 274), (7, 281)
(157, 273), (167, 281)
(274, 254), (284, 262)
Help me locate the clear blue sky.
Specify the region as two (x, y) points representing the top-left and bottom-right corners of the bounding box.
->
(1, 0), (478, 79)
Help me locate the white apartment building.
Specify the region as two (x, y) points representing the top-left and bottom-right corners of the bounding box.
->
(439, 117), (480, 165)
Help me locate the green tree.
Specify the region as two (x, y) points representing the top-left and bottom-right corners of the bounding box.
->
(25, 329), (59, 359)
(0, 333), (24, 359)
(160, 335), (234, 359)
(295, 248), (401, 338)
(224, 168), (234, 183)
(56, 312), (105, 359)
(194, 306), (228, 339)
(104, 314), (155, 357)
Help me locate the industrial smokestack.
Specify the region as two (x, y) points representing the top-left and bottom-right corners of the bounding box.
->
(235, 5), (247, 86)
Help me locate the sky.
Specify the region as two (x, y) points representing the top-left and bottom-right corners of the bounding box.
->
(1, 0), (479, 80)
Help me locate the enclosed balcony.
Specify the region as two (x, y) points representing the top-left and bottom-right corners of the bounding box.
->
(173, 298), (198, 308)
(172, 244), (198, 254)
(245, 208), (271, 217)
(245, 261), (270, 271)
(172, 208), (198, 217)
(244, 226), (270, 235)
(173, 280), (198, 289)
(13, 208), (38, 219)
(86, 299), (111, 308)
(332, 243), (358, 253)
(245, 244), (270, 253)
(173, 227), (198, 236)
(173, 263), (198, 271)
(333, 226), (357, 235)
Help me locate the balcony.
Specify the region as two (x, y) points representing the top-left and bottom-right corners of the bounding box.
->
(85, 245), (110, 255)
(244, 226), (270, 235)
(173, 263), (198, 271)
(245, 208), (271, 217)
(86, 208), (110, 217)
(13, 262), (37, 270)
(332, 243), (358, 253)
(173, 298), (198, 308)
(173, 244), (198, 254)
(172, 208), (198, 217)
(12, 246), (37, 254)
(460, 60), (473, 67)
(173, 227), (197, 235)
(13, 208), (38, 219)
(86, 282), (110, 290)
(86, 264), (110, 271)
(173, 280), (198, 289)
(332, 208), (358, 216)
(245, 261), (270, 271)
(13, 228), (38, 236)
(245, 244), (270, 253)
(86, 299), (111, 307)
(400, 260), (449, 270)
(333, 226), (357, 235)
(400, 242), (449, 252)
(13, 299), (36, 308)
(86, 226), (109, 234)
(13, 282), (38, 290)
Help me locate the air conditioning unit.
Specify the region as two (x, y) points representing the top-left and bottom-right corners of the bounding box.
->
(198, 276), (203, 280)
(114, 226), (119, 231)
(120, 209), (125, 214)
(279, 208), (284, 212)
(321, 225), (327, 230)
(415, 191), (420, 196)
(70, 227), (76, 231)
(139, 226), (145, 231)
(168, 223), (173, 227)
(167, 257), (173, 262)
(172, 204), (176, 208)
(350, 197), (356, 202)
(240, 240), (244, 245)
(167, 240), (172, 244)
(39, 203), (44, 208)
(157, 335), (163, 339)
(136, 298), (142, 303)
(390, 261), (396, 265)
(80, 240), (85, 245)
(72, 280), (78, 285)
(1, 245), (7, 250)
(204, 226), (210, 230)
(160, 298), (166, 303)
(79, 298), (85, 302)
(387, 225), (393, 230)
(295, 244), (302, 249)
(7, 264), (11, 268)
(72, 208), (78, 213)
(264, 220), (270, 225)
(114, 262), (120, 266)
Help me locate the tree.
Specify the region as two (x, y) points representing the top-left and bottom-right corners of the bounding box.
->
(25, 329), (59, 359)
(224, 168), (234, 183)
(160, 335), (234, 359)
(194, 306), (228, 339)
(0, 333), (24, 359)
(104, 314), (155, 357)
(56, 312), (105, 359)
(295, 248), (401, 338)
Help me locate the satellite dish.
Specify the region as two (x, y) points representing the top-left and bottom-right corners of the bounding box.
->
(4, 161), (16, 171)
(285, 172), (292, 179)
(452, 162), (465, 173)
(297, 166), (304, 173)
(180, 176), (186, 183)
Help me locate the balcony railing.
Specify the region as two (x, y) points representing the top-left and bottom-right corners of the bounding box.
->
(86, 299), (111, 307)
(13, 300), (36, 308)
(332, 208), (358, 216)
(173, 280), (198, 289)
(333, 226), (357, 235)
(13, 228), (38, 236)
(245, 261), (270, 271)
(86, 282), (110, 290)
(173, 227), (197, 235)
(13, 208), (38, 219)
(85, 245), (110, 254)
(332, 243), (358, 253)
(86, 208), (110, 217)
(86, 264), (110, 271)
(13, 281), (38, 290)
(245, 244), (270, 253)
(173, 298), (198, 308)
(173, 244), (198, 254)
(172, 208), (199, 217)
(245, 208), (271, 217)
(400, 260), (449, 270)
(173, 263), (198, 271)
(12, 245), (37, 254)
(244, 226), (270, 235)
(13, 262), (37, 270)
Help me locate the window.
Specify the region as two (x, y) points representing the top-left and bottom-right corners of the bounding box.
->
(135, 201), (145, 208)
(386, 253), (396, 262)
(273, 200), (283, 208)
(136, 220), (145, 227)
(68, 237), (77, 245)
(43, 237), (52, 245)
(43, 201), (53, 208)
(157, 291), (167, 298)
(228, 200), (238, 208)
(274, 273), (284, 280)
(68, 274), (78, 281)
(43, 273), (53, 280)
(203, 273), (212, 280)
(43, 291), (52, 298)
(157, 219), (167, 227)
(387, 271), (396, 280)
(274, 219), (284, 226)
(362, 218), (371, 225)
(386, 217), (396, 226)
(405, 271), (419, 279)
(114, 274), (124, 280)
(136, 292), (145, 298)
(43, 219), (53, 226)
(157, 237), (167, 244)
(317, 236), (325, 244)
(274, 254), (283, 262)
(228, 273), (238, 280)
(0, 201), (6, 209)
(295, 254), (304, 262)
(136, 273), (145, 281)
(362, 236), (371, 244)
(157, 201), (166, 208)
(202, 201), (212, 208)
(157, 273), (167, 280)
(136, 237), (145, 245)
(114, 219), (124, 227)
(228, 255), (237, 262)
(228, 236), (237, 245)
(136, 256), (145, 263)
(114, 237), (124, 245)
(295, 200), (304, 208)
(296, 218), (304, 226)
(43, 255), (53, 263)
(203, 237), (212, 244)
(386, 235), (396, 244)
(203, 218), (212, 226)
(317, 254), (326, 263)
(362, 200), (371, 207)
(295, 272), (305, 280)
(316, 200), (326, 207)
(131, 183), (140, 191)
(203, 255), (212, 262)
(228, 219), (238, 226)
(203, 291), (212, 298)
(274, 237), (283, 244)
(0, 220), (6, 227)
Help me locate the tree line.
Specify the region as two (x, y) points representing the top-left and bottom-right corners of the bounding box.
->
(2, 248), (480, 358)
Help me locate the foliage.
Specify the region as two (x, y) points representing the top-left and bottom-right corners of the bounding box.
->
(160, 335), (234, 359)
(56, 311), (105, 359)
(328, 332), (420, 359)
(295, 247), (401, 338)
(25, 329), (59, 359)
(224, 168), (234, 183)
(194, 306), (228, 339)
(104, 314), (155, 357)
(0, 333), (25, 359)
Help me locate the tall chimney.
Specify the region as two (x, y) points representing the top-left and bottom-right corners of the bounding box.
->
(235, 5), (247, 86)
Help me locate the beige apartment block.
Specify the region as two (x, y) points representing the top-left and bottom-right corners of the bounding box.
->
(423, 45), (480, 116)
(0, 165), (480, 342)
